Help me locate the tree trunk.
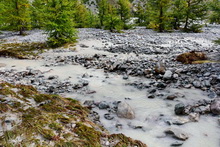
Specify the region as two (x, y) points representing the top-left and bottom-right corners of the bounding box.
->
(159, 5), (163, 32)
(184, 0), (191, 31)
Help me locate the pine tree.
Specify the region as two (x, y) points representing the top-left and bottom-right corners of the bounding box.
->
(31, 0), (48, 28)
(171, 0), (187, 29)
(117, 0), (132, 29)
(183, 0), (208, 32)
(98, 0), (109, 27)
(74, 2), (90, 28)
(209, 0), (220, 24)
(44, 0), (77, 47)
(104, 3), (122, 32)
(0, 0), (31, 35)
(147, 0), (172, 32)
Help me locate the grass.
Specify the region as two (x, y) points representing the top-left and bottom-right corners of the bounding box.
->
(213, 38), (220, 45)
(0, 42), (48, 59)
(0, 82), (147, 147)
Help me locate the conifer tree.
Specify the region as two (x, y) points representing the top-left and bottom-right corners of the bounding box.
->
(147, 0), (172, 32)
(171, 0), (187, 29)
(117, 0), (132, 29)
(183, 0), (208, 32)
(104, 3), (122, 32)
(1, 0), (31, 35)
(44, 0), (77, 47)
(98, 0), (109, 27)
(209, 0), (220, 24)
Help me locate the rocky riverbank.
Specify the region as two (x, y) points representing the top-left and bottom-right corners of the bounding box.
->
(0, 25), (220, 147)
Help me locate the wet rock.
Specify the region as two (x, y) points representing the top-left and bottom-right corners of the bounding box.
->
(210, 98), (220, 115)
(80, 44), (89, 48)
(171, 117), (189, 125)
(104, 113), (114, 120)
(148, 94), (155, 99)
(155, 62), (166, 74)
(193, 81), (201, 88)
(98, 101), (110, 109)
(188, 113), (200, 122)
(171, 141), (184, 146)
(156, 82), (167, 89)
(83, 100), (95, 109)
(167, 94), (178, 100)
(148, 88), (157, 94)
(175, 103), (185, 115)
(163, 70), (173, 80)
(165, 128), (189, 141)
(117, 102), (135, 119)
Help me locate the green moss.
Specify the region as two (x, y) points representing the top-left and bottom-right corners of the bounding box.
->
(74, 123), (102, 147)
(213, 38), (220, 45)
(0, 42), (48, 59)
(49, 123), (63, 131)
(39, 128), (55, 140)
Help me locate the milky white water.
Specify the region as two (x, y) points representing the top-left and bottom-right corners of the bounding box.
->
(0, 38), (219, 147)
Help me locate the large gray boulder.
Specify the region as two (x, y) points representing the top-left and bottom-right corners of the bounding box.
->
(117, 102), (135, 119)
(210, 98), (220, 115)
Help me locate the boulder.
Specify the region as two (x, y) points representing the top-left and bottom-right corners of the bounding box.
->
(175, 103), (185, 115)
(117, 102), (135, 119)
(163, 70), (173, 80)
(155, 61), (166, 74)
(210, 99), (220, 115)
(165, 128), (189, 141)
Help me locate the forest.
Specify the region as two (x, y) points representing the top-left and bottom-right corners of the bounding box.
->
(0, 0), (220, 47)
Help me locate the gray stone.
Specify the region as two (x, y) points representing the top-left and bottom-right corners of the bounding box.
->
(171, 141), (184, 146)
(210, 99), (220, 115)
(155, 62), (166, 74)
(188, 113), (200, 122)
(175, 103), (185, 115)
(98, 101), (110, 109)
(163, 70), (173, 80)
(104, 113), (114, 120)
(193, 81), (201, 88)
(117, 102), (135, 119)
(165, 128), (189, 141)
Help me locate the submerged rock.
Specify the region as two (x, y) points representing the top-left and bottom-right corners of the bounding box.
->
(117, 102), (135, 119)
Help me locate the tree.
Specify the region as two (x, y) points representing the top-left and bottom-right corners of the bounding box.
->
(117, 0), (132, 29)
(171, 0), (187, 29)
(98, 0), (109, 27)
(0, 0), (31, 35)
(104, 3), (123, 32)
(44, 0), (77, 47)
(209, 0), (220, 24)
(134, 2), (148, 26)
(31, 0), (48, 28)
(147, 0), (172, 32)
(183, 0), (208, 32)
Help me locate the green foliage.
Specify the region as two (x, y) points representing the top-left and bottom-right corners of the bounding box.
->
(74, 2), (99, 28)
(134, 2), (150, 26)
(117, 0), (132, 29)
(147, 0), (173, 32)
(0, 0), (31, 35)
(213, 38), (220, 45)
(98, 0), (109, 27)
(31, 0), (48, 28)
(171, 0), (187, 29)
(209, 0), (220, 24)
(183, 0), (208, 32)
(104, 3), (123, 32)
(43, 0), (77, 47)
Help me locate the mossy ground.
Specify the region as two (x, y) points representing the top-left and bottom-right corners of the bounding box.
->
(176, 51), (207, 64)
(0, 82), (147, 147)
(0, 42), (48, 59)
